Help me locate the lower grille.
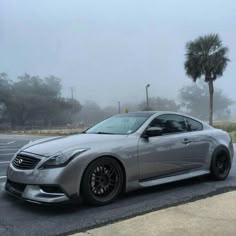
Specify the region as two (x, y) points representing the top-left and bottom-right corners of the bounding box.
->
(40, 186), (64, 194)
(6, 180), (26, 197)
(12, 153), (41, 170)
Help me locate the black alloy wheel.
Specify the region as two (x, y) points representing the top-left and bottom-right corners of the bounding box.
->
(81, 157), (124, 206)
(210, 148), (231, 180)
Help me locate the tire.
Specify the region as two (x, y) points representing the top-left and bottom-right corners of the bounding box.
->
(81, 157), (124, 206)
(210, 147), (231, 181)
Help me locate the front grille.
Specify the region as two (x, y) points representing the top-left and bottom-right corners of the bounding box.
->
(12, 153), (41, 170)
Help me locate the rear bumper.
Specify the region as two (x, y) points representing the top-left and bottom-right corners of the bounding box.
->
(5, 179), (70, 204)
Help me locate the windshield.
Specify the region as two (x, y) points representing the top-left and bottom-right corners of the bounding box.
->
(86, 115), (149, 135)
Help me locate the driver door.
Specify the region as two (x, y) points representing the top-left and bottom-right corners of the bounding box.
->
(138, 114), (203, 180)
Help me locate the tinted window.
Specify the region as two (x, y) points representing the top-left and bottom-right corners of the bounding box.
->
(149, 114), (186, 134)
(186, 118), (203, 131)
(86, 115), (149, 135)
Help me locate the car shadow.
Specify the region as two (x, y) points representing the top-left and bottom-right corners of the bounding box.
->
(1, 175), (212, 215)
(4, 173), (236, 217)
(1, 192), (85, 214)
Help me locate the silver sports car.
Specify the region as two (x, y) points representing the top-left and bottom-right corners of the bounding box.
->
(5, 111), (234, 206)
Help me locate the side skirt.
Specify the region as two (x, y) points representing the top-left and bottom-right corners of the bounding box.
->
(139, 170), (210, 188)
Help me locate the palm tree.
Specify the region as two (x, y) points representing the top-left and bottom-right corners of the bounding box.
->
(184, 34), (229, 125)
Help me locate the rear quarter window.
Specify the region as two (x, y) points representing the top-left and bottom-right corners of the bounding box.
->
(186, 118), (203, 131)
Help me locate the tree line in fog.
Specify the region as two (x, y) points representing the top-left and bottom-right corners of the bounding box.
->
(0, 72), (234, 129)
(0, 73), (81, 128)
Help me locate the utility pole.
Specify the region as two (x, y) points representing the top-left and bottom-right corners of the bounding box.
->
(118, 101), (121, 114)
(146, 84), (150, 110)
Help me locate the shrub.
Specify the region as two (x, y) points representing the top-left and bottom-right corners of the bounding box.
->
(213, 122), (236, 132)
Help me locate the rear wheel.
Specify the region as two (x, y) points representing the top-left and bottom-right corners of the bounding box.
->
(81, 157), (124, 206)
(210, 148), (231, 180)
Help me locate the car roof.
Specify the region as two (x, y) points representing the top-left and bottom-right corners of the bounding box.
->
(116, 111), (187, 117)
(116, 111), (157, 117)
(116, 111), (210, 126)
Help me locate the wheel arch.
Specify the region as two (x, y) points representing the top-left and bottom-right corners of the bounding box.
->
(79, 155), (127, 196)
(210, 144), (231, 167)
(209, 144), (232, 180)
(212, 144), (230, 155)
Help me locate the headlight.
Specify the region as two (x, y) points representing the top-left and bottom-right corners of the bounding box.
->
(40, 148), (87, 169)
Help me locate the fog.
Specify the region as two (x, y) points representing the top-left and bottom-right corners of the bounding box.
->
(1, 0), (236, 113)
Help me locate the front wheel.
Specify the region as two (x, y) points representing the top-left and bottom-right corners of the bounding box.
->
(81, 157), (124, 206)
(210, 148), (231, 180)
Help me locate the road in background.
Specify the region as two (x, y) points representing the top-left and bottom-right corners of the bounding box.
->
(0, 135), (235, 236)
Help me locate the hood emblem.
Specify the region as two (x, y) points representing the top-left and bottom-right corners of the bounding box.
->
(18, 159), (23, 164)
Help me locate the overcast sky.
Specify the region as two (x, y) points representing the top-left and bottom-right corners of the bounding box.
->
(1, 0), (235, 107)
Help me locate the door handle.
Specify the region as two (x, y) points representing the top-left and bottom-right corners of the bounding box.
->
(182, 138), (191, 144)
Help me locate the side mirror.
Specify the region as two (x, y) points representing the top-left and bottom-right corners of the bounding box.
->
(143, 127), (163, 138)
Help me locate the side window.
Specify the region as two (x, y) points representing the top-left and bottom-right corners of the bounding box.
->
(186, 118), (203, 131)
(149, 114), (186, 134)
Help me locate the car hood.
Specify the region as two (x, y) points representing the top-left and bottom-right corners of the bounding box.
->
(21, 134), (126, 157)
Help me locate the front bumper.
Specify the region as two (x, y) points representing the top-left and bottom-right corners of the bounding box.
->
(5, 179), (69, 204)
(5, 158), (84, 203)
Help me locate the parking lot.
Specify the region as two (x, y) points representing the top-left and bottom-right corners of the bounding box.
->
(0, 134), (236, 236)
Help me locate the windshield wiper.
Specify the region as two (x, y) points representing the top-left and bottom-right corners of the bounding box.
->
(86, 132), (115, 135)
(96, 132), (115, 134)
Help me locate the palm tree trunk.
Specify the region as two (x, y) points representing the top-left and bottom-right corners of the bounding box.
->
(208, 80), (214, 125)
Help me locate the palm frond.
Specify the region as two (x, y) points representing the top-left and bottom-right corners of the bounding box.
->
(184, 33), (229, 82)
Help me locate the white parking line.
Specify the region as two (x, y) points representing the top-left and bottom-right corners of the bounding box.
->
(0, 146), (22, 149)
(0, 161), (10, 164)
(0, 153), (15, 156)
(0, 176), (6, 179)
(0, 148), (19, 151)
(0, 141), (16, 145)
(7, 141), (16, 145)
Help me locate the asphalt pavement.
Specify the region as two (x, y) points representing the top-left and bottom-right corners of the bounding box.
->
(0, 134), (235, 236)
